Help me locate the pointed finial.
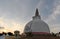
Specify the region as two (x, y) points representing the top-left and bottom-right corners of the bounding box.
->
(35, 8), (39, 16)
(32, 8), (41, 20)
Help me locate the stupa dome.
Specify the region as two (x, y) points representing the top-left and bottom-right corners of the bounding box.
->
(24, 8), (50, 34)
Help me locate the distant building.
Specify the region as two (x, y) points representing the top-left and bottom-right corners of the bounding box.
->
(0, 35), (5, 39)
(24, 8), (50, 34)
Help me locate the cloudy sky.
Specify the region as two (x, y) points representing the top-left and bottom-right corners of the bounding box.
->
(0, 0), (60, 33)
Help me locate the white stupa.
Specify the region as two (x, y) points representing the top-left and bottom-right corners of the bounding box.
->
(24, 8), (50, 34)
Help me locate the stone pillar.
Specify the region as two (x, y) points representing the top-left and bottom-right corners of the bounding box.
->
(14, 30), (21, 39)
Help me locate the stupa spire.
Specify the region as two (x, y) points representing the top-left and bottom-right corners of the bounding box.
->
(35, 8), (39, 16)
(33, 8), (41, 20)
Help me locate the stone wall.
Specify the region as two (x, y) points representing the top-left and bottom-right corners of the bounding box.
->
(5, 36), (15, 39)
(5, 36), (60, 39)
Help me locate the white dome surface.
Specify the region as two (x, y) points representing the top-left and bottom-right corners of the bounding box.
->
(24, 19), (50, 33)
(24, 9), (50, 33)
